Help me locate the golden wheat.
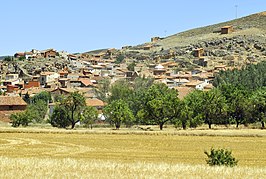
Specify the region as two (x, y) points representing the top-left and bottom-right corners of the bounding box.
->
(0, 157), (265, 179)
(0, 128), (266, 178)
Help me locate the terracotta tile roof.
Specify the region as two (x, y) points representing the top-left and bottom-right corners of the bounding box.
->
(86, 98), (105, 107)
(174, 87), (194, 99)
(50, 87), (76, 94)
(40, 72), (56, 76)
(0, 96), (27, 106)
(15, 52), (25, 56)
(59, 70), (69, 74)
(20, 87), (46, 96)
(78, 78), (93, 86)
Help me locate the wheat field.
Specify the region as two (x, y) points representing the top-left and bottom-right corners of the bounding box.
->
(0, 128), (266, 178)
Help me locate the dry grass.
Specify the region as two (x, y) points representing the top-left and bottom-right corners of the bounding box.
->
(0, 128), (266, 178)
(0, 157), (266, 179)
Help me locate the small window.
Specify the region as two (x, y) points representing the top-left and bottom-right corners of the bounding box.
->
(9, 106), (13, 110)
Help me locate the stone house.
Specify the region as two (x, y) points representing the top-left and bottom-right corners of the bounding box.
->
(153, 64), (166, 76)
(86, 98), (105, 113)
(221, 26), (233, 34)
(0, 96), (27, 122)
(43, 49), (57, 58)
(40, 72), (60, 86)
(184, 80), (208, 90)
(193, 48), (204, 58)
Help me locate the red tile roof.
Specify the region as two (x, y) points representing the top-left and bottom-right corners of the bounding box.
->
(174, 87), (194, 99)
(86, 98), (105, 107)
(78, 78), (93, 87)
(0, 96), (27, 106)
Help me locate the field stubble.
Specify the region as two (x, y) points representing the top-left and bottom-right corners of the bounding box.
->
(0, 127), (266, 178)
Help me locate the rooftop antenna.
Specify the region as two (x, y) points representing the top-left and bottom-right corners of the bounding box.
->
(235, 5), (238, 19)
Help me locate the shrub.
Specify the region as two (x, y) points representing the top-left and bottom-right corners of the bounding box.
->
(204, 148), (238, 167)
(10, 112), (31, 127)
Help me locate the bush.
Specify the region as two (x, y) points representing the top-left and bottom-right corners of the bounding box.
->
(115, 54), (125, 64)
(10, 112), (31, 127)
(204, 148), (238, 167)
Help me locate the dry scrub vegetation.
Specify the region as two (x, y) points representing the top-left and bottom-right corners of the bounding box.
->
(0, 128), (266, 178)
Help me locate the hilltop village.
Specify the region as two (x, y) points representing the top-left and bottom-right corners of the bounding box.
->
(0, 23), (265, 122)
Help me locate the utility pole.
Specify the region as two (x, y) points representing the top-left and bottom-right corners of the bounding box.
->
(235, 5), (238, 19)
(164, 30), (167, 37)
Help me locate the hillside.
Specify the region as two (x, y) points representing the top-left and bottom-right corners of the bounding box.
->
(119, 11), (266, 70)
(157, 11), (266, 48)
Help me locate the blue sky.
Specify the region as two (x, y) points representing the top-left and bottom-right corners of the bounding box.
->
(0, 0), (265, 55)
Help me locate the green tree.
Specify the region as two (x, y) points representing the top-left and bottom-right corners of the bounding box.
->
(137, 83), (180, 130)
(10, 112), (31, 127)
(50, 105), (71, 128)
(127, 62), (136, 71)
(94, 78), (111, 102)
(81, 106), (98, 129)
(104, 99), (134, 129)
(250, 88), (266, 129)
(132, 76), (154, 92)
(31, 91), (51, 104)
(126, 77), (154, 124)
(19, 56), (26, 61)
(3, 56), (13, 62)
(50, 92), (86, 129)
(179, 90), (204, 128)
(63, 92), (86, 129)
(219, 85), (250, 127)
(213, 61), (266, 90)
(27, 100), (48, 123)
(174, 100), (193, 130)
(11, 99), (48, 127)
(201, 89), (228, 129)
(108, 79), (133, 103)
(115, 54), (125, 64)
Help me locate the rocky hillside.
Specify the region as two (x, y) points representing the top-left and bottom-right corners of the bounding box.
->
(120, 11), (266, 69)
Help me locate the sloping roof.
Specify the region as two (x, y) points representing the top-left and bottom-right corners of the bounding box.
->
(0, 96), (27, 106)
(86, 98), (105, 107)
(78, 78), (93, 86)
(221, 25), (233, 29)
(185, 80), (205, 87)
(40, 72), (56, 76)
(50, 87), (78, 94)
(174, 87), (194, 99)
(155, 64), (164, 69)
(20, 87), (47, 96)
(173, 79), (190, 83)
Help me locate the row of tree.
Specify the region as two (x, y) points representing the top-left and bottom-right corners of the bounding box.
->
(100, 78), (266, 130)
(213, 61), (266, 90)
